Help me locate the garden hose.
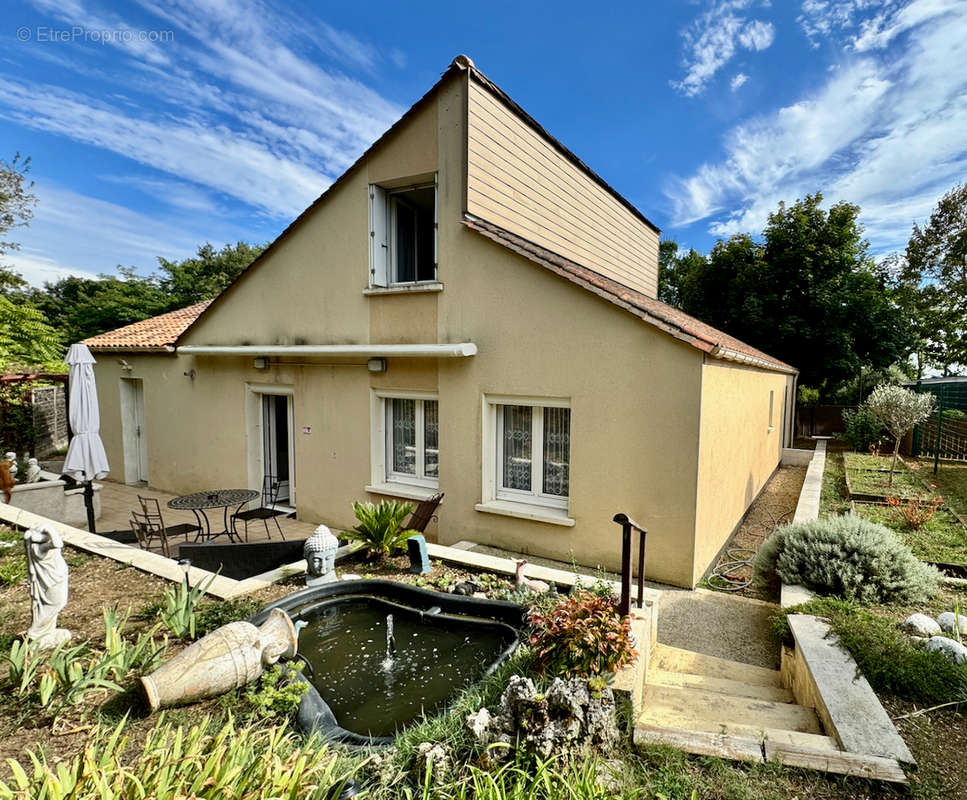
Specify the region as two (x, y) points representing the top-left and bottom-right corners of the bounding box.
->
(707, 504), (793, 592)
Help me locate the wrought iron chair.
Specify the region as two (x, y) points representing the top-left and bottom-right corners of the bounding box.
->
(130, 511), (171, 558)
(407, 492), (444, 533)
(230, 475), (288, 541)
(138, 495), (201, 542)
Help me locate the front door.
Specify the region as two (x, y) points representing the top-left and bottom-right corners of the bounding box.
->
(261, 393), (294, 505)
(120, 378), (148, 484)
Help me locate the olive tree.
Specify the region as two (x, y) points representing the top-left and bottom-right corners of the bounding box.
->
(865, 384), (935, 485)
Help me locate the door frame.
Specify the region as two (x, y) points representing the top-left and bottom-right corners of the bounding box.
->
(245, 383), (295, 508)
(119, 377), (148, 484)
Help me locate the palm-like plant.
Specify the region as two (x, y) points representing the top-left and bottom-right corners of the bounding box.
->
(347, 500), (416, 559)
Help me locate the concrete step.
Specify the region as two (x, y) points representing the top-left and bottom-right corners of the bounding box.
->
(648, 669), (794, 704)
(635, 718), (840, 752)
(640, 684), (824, 735)
(651, 643), (782, 688)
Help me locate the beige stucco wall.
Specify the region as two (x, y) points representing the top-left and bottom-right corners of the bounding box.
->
(692, 359), (789, 585)
(91, 70), (787, 588)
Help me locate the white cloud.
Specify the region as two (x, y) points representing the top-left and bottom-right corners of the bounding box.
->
(7, 0), (405, 218)
(730, 72), (750, 90)
(666, 1), (967, 254)
(673, 1), (775, 97)
(797, 0), (885, 45)
(6, 182), (256, 287)
(0, 79), (329, 218)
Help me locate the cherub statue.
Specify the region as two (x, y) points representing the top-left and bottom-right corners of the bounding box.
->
(25, 458), (42, 483)
(23, 525), (71, 649)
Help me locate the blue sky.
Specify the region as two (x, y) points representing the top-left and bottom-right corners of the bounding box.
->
(1, 0), (965, 287)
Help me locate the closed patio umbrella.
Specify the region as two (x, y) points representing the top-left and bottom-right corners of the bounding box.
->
(63, 343), (109, 532)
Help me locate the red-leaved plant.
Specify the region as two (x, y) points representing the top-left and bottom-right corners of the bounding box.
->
(886, 486), (943, 530)
(528, 589), (636, 678)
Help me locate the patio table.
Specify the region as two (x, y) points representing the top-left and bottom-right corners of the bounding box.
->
(168, 489), (259, 543)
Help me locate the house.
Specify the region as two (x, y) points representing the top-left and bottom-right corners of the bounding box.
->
(84, 56), (797, 588)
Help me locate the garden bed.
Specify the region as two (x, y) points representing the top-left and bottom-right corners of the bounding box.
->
(843, 453), (929, 501)
(851, 501), (967, 568)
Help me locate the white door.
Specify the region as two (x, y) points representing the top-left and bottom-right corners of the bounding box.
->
(261, 393), (294, 505)
(120, 378), (148, 484)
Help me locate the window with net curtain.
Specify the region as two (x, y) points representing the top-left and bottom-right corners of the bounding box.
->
(497, 404), (570, 508)
(386, 397), (439, 487)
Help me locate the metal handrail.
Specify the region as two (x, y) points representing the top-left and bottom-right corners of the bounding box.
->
(613, 512), (647, 617)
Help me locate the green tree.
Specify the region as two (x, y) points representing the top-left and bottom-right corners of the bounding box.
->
(31, 269), (169, 344)
(658, 239), (706, 309)
(0, 153), (35, 265)
(678, 194), (912, 390)
(157, 241), (264, 307)
(901, 183), (967, 374)
(865, 384), (934, 485)
(0, 153), (62, 369)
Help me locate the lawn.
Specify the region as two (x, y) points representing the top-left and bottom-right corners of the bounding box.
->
(851, 502), (967, 566)
(843, 454), (928, 499)
(909, 458), (967, 519)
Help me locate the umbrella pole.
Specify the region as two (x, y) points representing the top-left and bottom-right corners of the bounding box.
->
(84, 480), (96, 533)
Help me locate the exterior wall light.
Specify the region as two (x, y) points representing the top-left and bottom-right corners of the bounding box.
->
(367, 358), (387, 373)
(253, 357), (269, 369)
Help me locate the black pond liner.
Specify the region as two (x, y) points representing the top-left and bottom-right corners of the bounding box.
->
(251, 580), (526, 746)
(177, 539), (309, 580)
(928, 560), (967, 580)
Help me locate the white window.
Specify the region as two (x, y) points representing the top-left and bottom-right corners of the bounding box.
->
(768, 390), (775, 431)
(370, 392), (439, 491)
(369, 177), (437, 287)
(481, 397), (570, 512)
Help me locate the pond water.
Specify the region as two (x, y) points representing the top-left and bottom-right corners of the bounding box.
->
(296, 595), (515, 738)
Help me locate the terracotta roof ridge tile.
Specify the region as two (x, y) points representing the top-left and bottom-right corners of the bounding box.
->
(462, 215), (796, 374)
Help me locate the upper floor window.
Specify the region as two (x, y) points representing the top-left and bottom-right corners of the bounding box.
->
(369, 177), (437, 287)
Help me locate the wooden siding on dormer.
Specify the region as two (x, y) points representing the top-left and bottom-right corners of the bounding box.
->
(465, 79), (659, 298)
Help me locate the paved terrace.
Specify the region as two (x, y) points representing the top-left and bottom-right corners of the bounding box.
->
(96, 480), (320, 553)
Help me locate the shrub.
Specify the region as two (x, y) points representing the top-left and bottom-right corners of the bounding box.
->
(347, 500), (415, 559)
(239, 663), (308, 720)
(839, 405), (884, 452)
(755, 515), (941, 604)
(886, 489), (944, 530)
(772, 598), (967, 705)
(529, 590), (636, 678)
(195, 597), (263, 636)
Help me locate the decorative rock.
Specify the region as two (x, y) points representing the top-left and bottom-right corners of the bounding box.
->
(900, 613), (942, 637)
(140, 608), (299, 710)
(466, 707), (492, 745)
(936, 612), (967, 637)
(451, 580), (478, 596)
(24, 458), (42, 483)
(415, 742), (451, 788)
(304, 525), (339, 586)
(407, 534), (431, 574)
(472, 674), (619, 763)
(926, 636), (967, 665)
(23, 525), (71, 650)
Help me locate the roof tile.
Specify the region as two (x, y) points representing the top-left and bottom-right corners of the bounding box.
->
(463, 216), (795, 374)
(82, 301), (211, 351)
